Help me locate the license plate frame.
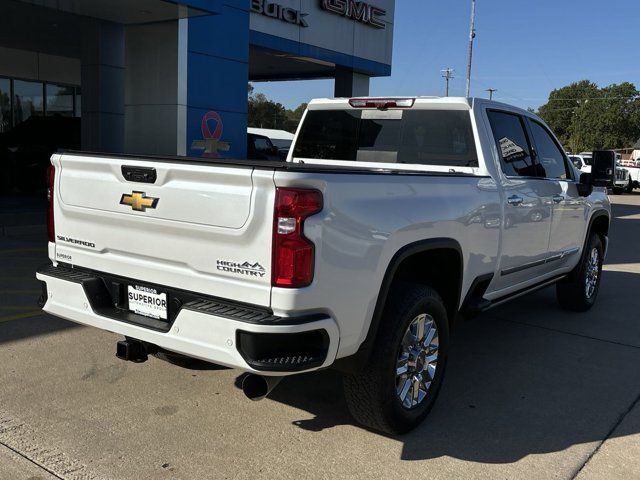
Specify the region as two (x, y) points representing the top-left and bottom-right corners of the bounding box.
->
(127, 284), (168, 320)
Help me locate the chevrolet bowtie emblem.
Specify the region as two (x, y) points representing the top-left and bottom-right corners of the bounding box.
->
(120, 191), (159, 212)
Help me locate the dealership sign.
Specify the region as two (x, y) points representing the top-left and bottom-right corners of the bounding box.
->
(250, 0), (309, 27)
(320, 0), (386, 29)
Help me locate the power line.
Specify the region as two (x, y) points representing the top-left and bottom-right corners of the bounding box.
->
(545, 96), (640, 102)
(441, 68), (454, 97)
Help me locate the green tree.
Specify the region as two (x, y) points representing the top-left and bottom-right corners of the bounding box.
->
(537, 80), (599, 148)
(248, 93), (288, 130)
(284, 102), (307, 131)
(248, 86), (308, 132)
(569, 82), (640, 152)
(538, 81), (640, 153)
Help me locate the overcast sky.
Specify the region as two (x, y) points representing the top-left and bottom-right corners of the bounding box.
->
(254, 0), (640, 110)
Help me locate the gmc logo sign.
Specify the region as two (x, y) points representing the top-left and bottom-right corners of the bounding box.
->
(321, 0), (386, 29)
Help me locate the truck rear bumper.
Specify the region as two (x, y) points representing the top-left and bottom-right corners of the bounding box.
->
(36, 265), (339, 375)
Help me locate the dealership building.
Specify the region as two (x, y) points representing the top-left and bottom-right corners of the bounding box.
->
(0, 0), (395, 165)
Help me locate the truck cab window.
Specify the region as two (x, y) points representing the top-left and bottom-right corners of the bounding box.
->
(528, 120), (570, 179)
(487, 110), (537, 177)
(293, 109), (478, 167)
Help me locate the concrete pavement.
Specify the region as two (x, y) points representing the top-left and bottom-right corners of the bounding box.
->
(1, 195), (639, 480)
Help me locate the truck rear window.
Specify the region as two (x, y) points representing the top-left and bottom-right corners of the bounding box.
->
(293, 109), (478, 167)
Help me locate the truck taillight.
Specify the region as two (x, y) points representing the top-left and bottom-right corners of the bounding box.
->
(47, 165), (55, 243)
(272, 188), (323, 288)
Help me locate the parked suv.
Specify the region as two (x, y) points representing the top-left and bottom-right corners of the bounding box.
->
(37, 97), (613, 434)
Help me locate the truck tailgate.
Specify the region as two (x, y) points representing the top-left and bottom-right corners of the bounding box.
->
(50, 152), (276, 307)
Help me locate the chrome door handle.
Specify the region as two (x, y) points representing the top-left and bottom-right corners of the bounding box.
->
(507, 195), (523, 206)
(552, 195), (564, 203)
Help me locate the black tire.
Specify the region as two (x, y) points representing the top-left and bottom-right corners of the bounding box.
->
(343, 284), (449, 435)
(556, 234), (603, 312)
(625, 179), (634, 193)
(612, 187), (623, 195)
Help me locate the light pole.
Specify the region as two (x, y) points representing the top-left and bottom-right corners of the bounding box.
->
(486, 88), (496, 100)
(465, 0), (477, 98)
(441, 68), (454, 97)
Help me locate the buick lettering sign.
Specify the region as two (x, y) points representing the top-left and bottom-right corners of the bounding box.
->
(251, 0), (309, 27)
(321, 0), (386, 29)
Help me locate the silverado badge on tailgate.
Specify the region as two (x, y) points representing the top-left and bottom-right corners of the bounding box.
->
(120, 191), (159, 212)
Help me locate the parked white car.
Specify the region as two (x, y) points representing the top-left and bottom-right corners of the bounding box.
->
(573, 152), (630, 194)
(619, 160), (640, 192)
(247, 127), (295, 149)
(569, 154), (592, 173)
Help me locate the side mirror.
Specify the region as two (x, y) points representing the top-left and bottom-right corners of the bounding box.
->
(577, 172), (593, 196)
(590, 150), (616, 187)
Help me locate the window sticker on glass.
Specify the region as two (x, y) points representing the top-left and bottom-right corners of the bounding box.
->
(499, 137), (526, 163)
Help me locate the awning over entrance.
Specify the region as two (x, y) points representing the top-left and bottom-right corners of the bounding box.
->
(11, 0), (217, 25)
(250, 46), (335, 81)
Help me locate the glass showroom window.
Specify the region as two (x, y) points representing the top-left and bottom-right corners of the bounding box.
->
(75, 87), (81, 117)
(46, 84), (75, 117)
(0, 77), (10, 133)
(14, 79), (44, 125)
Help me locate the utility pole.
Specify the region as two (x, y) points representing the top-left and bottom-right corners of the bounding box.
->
(465, 0), (477, 98)
(486, 88), (497, 100)
(440, 68), (454, 97)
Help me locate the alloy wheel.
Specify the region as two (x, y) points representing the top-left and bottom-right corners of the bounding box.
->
(585, 247), (600, 299)
(395, 313), (439, 409)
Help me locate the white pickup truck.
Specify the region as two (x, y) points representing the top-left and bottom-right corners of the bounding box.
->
(620, 159), (640, 192)
(37, 97), (614, 434)
(570, 152), (632, 194)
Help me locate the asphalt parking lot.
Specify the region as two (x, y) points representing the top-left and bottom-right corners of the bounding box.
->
(1, 195), (639, 480)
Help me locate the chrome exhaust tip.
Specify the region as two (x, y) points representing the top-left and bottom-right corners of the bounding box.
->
(241, 374), (283, 401)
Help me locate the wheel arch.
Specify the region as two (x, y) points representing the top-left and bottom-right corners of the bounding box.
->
(581, 210), (610, 267)
(334, 238), (463, 373)
(587, 210), (610, 248)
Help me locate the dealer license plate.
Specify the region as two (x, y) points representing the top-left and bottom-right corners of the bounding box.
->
(127, 285), (168, 320)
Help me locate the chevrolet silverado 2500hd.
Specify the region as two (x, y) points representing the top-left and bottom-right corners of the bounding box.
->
(37, 97), (614, 434)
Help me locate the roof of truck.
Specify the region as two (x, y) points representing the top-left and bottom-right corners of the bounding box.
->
(307, 96), (471, 109)
(306, 97), (532, 116)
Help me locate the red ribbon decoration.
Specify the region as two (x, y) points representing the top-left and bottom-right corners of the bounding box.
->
(200, 111), (224, 158)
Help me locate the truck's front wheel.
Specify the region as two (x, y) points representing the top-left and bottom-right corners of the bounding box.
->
(556, 233), (604, 312)
(625, 178), (634, 193)
(343, 285), (449, 434)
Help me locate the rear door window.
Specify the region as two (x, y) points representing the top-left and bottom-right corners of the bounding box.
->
(293, 109), (478, 167)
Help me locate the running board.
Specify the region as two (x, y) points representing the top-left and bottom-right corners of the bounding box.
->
(478, 274), (567, 312)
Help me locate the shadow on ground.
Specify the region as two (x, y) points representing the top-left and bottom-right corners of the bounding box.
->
(235, 270), (640, 463)
(0, 313), (80, 344)
(607, 199), (640, 264)
(234, 199), (640, 463)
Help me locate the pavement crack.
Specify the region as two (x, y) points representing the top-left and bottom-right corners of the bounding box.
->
(570, 389), (640, 479)
(0, 441), (65, 480)
(490, 315), (640, 350)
